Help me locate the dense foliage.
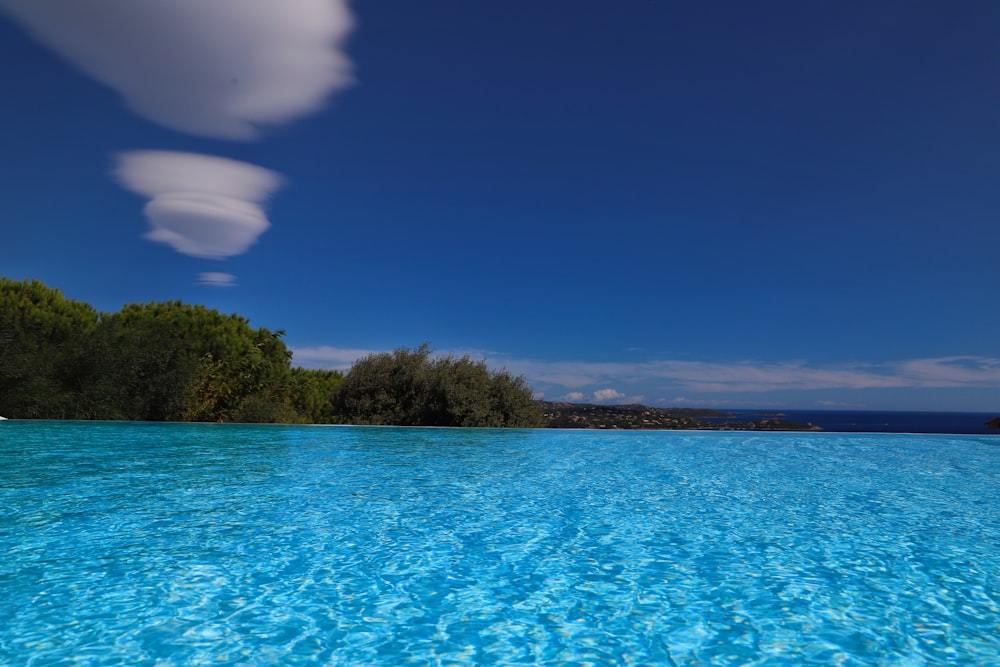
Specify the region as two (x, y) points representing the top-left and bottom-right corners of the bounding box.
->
(0, 278), (340, 422)
(333, 345), (544, 427)
(0, 279), (542, 427)
(0, 278), (101, 419)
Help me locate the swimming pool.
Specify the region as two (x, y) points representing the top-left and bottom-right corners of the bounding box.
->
(2, 422), (998, 664)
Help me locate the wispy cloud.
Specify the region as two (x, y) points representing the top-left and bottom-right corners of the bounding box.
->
(290, 345), (383, 371)
(197, 272), (237, 287)
(115, 151), (283, 259)
(0, 0), (354, 140)
(894, 356), (1000, 387)
(289, 344), (1000, 401)
(498, 356), (1000, 393)
(815, 399), (866, 409)
(655, 396), (730, 407)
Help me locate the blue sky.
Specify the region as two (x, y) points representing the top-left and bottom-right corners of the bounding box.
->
(2, 1), (998, 411)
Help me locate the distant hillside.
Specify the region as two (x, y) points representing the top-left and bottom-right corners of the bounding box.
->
(540, 401), (821, 431)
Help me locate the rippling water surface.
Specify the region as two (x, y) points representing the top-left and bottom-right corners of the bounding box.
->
(1, 422), (999, 665)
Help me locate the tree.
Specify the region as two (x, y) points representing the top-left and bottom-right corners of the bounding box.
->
(93, 301), (297, 422)
(0, 278), (100, 418)
(333, 344), (543, 427)
(333, 344), (433, 425)
(424, 355), (493, 427)
(1, 279), (542, 426)
(487, 369), (544, 427)
(185, 329), (301, 423)
(287, 367), (343, 423)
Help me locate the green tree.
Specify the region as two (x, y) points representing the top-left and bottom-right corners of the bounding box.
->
(287, 367), (343, 423)
(1, 279), (538, 426)
(487, 369), (545, 427)
(91, 301), (296, 422)
(333, 344), (543, 427)
(0, 278), (100, 418)
(333, 344), (433, 425)
(424, 355), (494, 427)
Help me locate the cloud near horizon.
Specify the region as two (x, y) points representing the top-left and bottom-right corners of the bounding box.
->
(592, 388), (626, 403)
(290, 345), (383, 372)
(559, 389), (639, 404)
(0, 0), (354, 140)
(502, 356), (1000, 394)
(115, 151), (283, 260)
(291, 346), (1000, 402)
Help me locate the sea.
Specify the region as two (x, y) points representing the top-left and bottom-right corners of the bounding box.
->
(2, 421), (998, 665)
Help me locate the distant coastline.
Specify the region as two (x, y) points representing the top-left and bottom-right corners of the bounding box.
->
(541, 403), (1000, 435)
(540, 402), (820, 431)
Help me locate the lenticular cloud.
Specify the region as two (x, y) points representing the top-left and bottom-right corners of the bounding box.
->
(0, 0), (354, 139)
(115, 151), (283, 259)
(197, 272), (238, 287)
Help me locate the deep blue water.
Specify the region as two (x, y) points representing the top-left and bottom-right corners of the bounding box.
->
(724, 410), (998, 434)
(2, 421), (999, 665)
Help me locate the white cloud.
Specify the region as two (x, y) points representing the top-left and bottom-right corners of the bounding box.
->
(0, 0), (354, 139)
(495, 355), (1000, 394)
(290, 345), (382, 371)
(451, 353), (1000, 400)
(894, 356), (1000, 387)
(592, 388), (626, 403)
(287, 342), (1000, 402)
(197, 272), (237, 287)
(115, 150), (283, 259)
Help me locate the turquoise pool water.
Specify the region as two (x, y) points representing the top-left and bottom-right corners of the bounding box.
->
(2, 422), (998, 665)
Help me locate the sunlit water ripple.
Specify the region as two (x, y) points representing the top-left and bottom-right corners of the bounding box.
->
(1, 422), (998, 665)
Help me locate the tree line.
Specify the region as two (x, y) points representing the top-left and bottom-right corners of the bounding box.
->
(0, 278), (542, 427)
